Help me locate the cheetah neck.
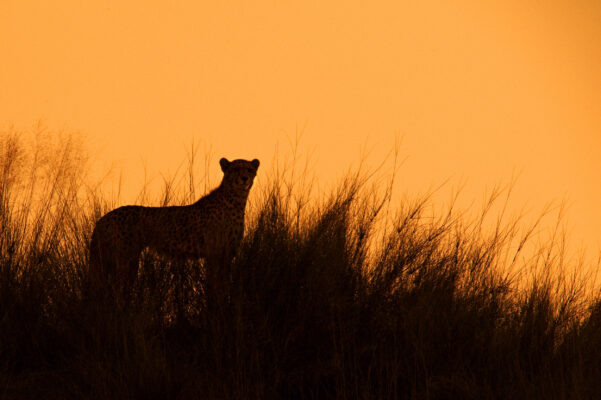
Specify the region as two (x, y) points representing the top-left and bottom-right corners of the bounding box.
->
(194, 183), (250, 209)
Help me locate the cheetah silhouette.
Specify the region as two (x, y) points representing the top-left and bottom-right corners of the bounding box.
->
(88, 157), (259, 297)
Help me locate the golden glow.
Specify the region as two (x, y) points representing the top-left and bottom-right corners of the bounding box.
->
(1, 1), (600, 254)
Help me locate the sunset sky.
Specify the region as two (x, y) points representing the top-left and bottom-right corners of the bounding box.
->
(1, 1), (600, 257)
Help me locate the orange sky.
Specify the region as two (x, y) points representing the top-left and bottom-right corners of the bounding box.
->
(1, 1), (600, 257)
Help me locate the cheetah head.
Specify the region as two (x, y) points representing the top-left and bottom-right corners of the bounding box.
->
(220, 158), (260, 191)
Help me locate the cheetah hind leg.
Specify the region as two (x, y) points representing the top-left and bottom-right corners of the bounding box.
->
(116, 250), (142, 306)
(87, 242), (117, 304)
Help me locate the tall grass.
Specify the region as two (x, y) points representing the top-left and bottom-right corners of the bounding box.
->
(0, 128), (600, 399)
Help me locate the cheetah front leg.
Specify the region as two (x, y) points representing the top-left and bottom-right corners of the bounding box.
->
(172, 257), (189, 322)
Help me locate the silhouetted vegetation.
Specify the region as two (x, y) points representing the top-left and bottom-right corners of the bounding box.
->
(1, 128), (600, 399)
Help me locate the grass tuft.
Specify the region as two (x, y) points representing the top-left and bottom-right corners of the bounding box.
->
(0, 128), (599, 399)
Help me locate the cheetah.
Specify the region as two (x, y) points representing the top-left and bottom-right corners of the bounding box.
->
(88, 157), (259, 297)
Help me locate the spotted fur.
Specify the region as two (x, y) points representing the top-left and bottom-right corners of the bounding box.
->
(89, 158), (259, 294)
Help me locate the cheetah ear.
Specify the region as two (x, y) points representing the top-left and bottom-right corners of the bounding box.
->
(251, 159), (260, 169)
(220, 158), (230, 172)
